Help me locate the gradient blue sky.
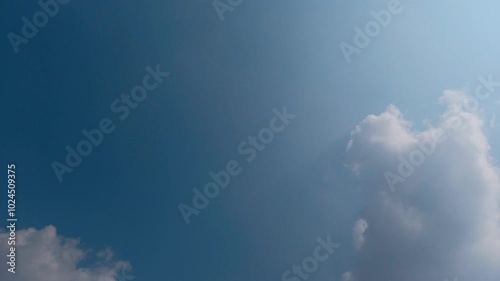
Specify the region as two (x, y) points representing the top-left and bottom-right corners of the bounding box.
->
(1, 1), (500, 281)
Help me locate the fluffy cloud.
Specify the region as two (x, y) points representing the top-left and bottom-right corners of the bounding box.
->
(344, 91), (500, 281)
(0, 225), (131, 281)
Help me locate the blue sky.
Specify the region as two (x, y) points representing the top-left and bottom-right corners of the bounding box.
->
(1, 1), (500, 281)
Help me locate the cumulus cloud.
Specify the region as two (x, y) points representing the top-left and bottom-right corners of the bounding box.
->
(0, 225), (131, 281)
(353, 219), (368, 251)
(344, 91), (500, 281)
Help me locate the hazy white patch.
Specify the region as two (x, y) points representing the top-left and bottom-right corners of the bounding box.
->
(341, 271), (356, 281)
(489, 112), (496, 128)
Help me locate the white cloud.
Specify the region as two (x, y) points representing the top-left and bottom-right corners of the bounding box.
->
(353, 219), (368, 251)
(0, 225), (131, 281)
(344, 91), (500, 281)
